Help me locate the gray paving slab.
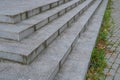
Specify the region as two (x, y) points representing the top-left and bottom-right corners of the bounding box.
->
(106, 76), (114, 80)
(114, 73), (120, 80)
(116, 67), (120, 73)
(105, 54), (112, 60)
(107, 61), (113, 69)
(104, 68), (109, 74)
(112, 63), (119, 70)
(114, 58), (120, 64)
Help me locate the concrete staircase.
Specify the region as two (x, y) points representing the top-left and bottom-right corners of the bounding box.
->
(0, 0), (108, 80)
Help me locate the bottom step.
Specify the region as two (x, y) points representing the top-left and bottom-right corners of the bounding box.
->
(54, 0), (108, 80)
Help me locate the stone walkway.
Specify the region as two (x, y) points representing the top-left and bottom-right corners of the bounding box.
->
(104, 0), (120, 80)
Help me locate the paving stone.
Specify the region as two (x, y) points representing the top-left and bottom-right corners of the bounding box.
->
(111, 53), (118, 58)
(107, 61), (113, 69)
(114, 73), (120, 80)
(112, 63), (119, 70)
(107, 45), (113, 49)
(109, 69), (116, 76)
(109, 56), (117, 63)
(105, 54), (112, 60)
(115, 58), (120, 64)
(105, 76), (114, 80)
(104, 68), (109, 75)
(111, 47), (116, 52)
(117, 53), (120, 59)
(116, 46), (120, 52)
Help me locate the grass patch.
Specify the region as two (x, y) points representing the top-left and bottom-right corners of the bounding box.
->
(86, 0), (112, 80)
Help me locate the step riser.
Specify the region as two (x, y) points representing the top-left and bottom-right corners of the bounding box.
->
(0, 0), (94, 64)
(48, 47), (72, 80)
(59, 0), (101, 67)
(25, 0), (95, 64)
(22, 0), (84, 41)
(61, 0), (102, 79)
(0, 0), (83, 41)
(49, 64), (60, 80)
(0, 0), (71, 24)
(45, 18), (82, 80)
(54, 0), (109, 80)
(54, 2), (103, 80)
(46, 1), (103, 80)
(50, 12), (95, 80)
(25, 5), (90, 64)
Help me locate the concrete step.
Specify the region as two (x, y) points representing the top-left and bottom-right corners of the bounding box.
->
(0, 0), (102, 80)
(0, 0), (71, 24)
(0, 0), (83, 41)
(54, 0), (109, 80)
(0, 0), (93, 64)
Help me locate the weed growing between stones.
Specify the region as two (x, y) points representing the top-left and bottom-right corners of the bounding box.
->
(86, 0), (112, 80)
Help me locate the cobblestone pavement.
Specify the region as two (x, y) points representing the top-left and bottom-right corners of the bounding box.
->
(104, 0), (120, 80)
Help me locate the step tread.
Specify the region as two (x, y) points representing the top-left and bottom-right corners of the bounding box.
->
(0, 0), (92, 61)
(0, 0), (70, 23)
(0, 0), (79, 32)
(0, 0), (59, 15)
(0, 0), (80, 40)
(0, 0), (102, 79)
(54, 0), (109, 80)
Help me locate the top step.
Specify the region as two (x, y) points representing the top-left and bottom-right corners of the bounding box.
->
(0, 0), (71, 24)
